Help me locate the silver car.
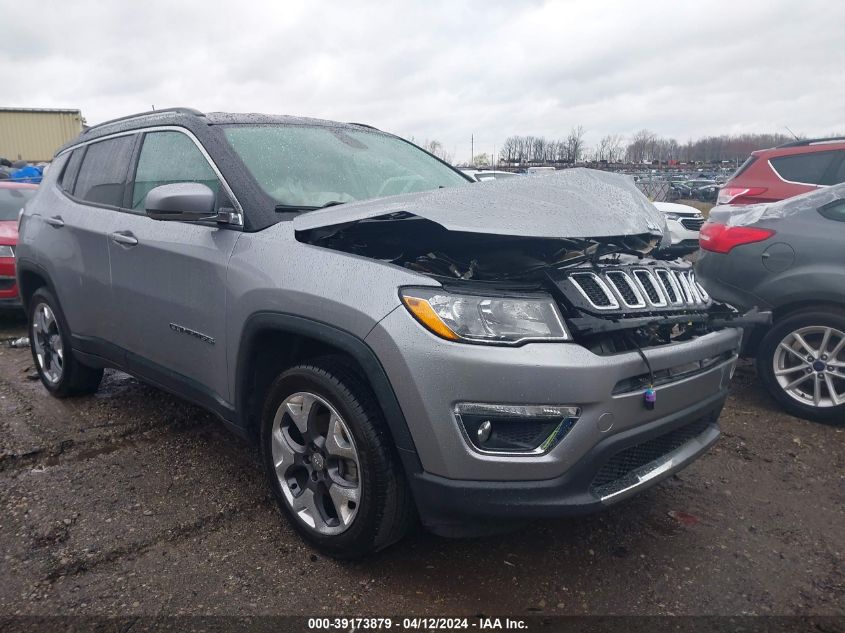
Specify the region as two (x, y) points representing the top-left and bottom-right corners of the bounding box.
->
(696, 185), (845, 423)
(17, 108), (741, 557)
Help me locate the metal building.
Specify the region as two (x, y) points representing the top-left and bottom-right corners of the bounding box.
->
(0, 107), (84, 163)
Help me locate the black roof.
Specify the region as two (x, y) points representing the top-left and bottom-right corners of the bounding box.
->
(59, 107), (380, 153)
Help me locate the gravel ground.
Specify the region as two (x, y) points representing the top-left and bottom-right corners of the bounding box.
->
(0, 310), (843, 618)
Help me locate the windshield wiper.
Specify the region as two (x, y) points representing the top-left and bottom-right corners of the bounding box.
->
(275, 201), (346, 213)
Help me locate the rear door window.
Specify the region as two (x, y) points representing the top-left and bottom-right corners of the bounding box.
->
(73, 136), (136, 207)
(769, 151), (838, 185)
(130, 131), (220, 211)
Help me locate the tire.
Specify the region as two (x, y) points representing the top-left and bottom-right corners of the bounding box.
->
(260, 357), (416, 558)
(757, 307), (845, 424)
(28, 288), (103, 397)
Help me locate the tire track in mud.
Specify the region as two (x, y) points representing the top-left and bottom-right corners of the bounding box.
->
(0, 418), (218, 474)
(0, 363), (220, 475)
(41, 500), (268, 582)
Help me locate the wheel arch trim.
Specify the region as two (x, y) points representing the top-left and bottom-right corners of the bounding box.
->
(15, 258), (55, 314)
(234, 312), (422, 472)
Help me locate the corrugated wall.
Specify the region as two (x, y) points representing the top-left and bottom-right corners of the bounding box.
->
(0, 110), (84, 163)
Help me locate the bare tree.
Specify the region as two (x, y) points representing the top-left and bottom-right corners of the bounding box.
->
(472, 153), (490, 168)
(594, 133), (625, 163)
(422, 140), (453, 164)
(565, 125), (586, 163)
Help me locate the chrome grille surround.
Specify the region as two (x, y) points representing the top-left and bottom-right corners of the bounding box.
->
(655, 268), (683, 305)
(673, 270), (695, 303)
(632, 269), (667, 307)
(605, 271), (646, 309)
(569, 272), (620, 311)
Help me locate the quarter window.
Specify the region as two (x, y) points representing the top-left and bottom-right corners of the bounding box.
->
(827, 151), (845, 185)
(73, 136), (136, 207)
(819, 200), (845, 222)
(60, 148), (85, 193)
(131, 131), (220, 210)
(769, 151), (838, 185)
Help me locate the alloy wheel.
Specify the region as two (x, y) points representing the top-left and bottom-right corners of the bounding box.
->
(31, 302), (64, 385)
(773, 326), (845, 408)
(270, 391), (362, 535)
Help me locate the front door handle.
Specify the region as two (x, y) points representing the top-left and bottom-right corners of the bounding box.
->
(110, 231), (139, 247)
(44, 216), (65, 228)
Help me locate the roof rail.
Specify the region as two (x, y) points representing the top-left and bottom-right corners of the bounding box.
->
(776, 136), (845, 148)
(347, 122), (380, 131)
(83, 107), (205, 135)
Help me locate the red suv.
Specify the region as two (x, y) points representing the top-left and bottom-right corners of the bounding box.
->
(717, 138), (845, 205)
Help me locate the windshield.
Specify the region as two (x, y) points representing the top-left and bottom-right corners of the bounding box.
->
(223, 125), (468, 208)
(0, 187), (36, 221)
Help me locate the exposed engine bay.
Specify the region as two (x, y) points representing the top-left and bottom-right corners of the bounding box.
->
(297, 213), (749, 354)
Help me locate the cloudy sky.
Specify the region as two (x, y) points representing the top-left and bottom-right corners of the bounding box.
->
(1, 0), (843, 162)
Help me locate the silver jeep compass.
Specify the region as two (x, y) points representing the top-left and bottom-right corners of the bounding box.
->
(18, 108), (742, 557)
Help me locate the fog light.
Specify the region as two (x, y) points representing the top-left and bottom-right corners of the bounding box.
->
(477, 420), (492, 444)
(454, 403), (580, 455)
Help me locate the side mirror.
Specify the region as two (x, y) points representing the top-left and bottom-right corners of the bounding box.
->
(145, 183), (216, 222)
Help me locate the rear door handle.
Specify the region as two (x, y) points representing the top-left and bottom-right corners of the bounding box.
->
(110, 231), (139, 247)
(44, 216), (65, 228)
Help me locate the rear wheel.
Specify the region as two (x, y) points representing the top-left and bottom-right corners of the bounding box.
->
(28, 288), (103, 397)
(757, 308), (845, 424)
(260, 358), (415, 558)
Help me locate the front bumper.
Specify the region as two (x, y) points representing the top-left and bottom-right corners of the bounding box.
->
(367, 308), (739, 481)
(408, 390), (723, 534)
(366, 306), (739, 529)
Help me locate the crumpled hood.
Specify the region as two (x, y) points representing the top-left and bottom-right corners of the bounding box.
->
(293, 168), (667, 239)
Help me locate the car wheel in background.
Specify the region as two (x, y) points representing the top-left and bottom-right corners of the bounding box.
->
(260, 358), (415, 558)
(757, 307), (845, 424)
(28, 287), (103, 397)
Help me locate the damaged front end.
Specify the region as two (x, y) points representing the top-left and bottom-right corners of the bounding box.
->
(293, 169), (756, 354)
(297, 212), (745, 354)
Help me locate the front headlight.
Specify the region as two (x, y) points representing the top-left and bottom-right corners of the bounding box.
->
(0, 245), (14, 258)
(400, 287), (569, 345)
(664, 213), (682, 221)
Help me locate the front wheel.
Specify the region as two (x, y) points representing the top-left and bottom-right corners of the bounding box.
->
(757, 308), (845, 424)
(28, 288), (103, 397)
(260, 359), (415, 558)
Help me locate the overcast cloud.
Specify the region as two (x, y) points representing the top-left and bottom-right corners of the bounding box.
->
(1, 0), (843, 162)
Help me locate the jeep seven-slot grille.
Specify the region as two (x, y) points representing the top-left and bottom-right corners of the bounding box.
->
(566, 267), (707, 312)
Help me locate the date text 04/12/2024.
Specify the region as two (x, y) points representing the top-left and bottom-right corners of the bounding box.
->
(307, 617), (528, 630)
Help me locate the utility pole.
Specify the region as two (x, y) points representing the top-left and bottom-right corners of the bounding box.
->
(471, 134), (474, 166)
(492, 144), (495, 170)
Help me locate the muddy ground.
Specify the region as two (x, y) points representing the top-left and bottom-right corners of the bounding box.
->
(0, 310), (842, 618)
